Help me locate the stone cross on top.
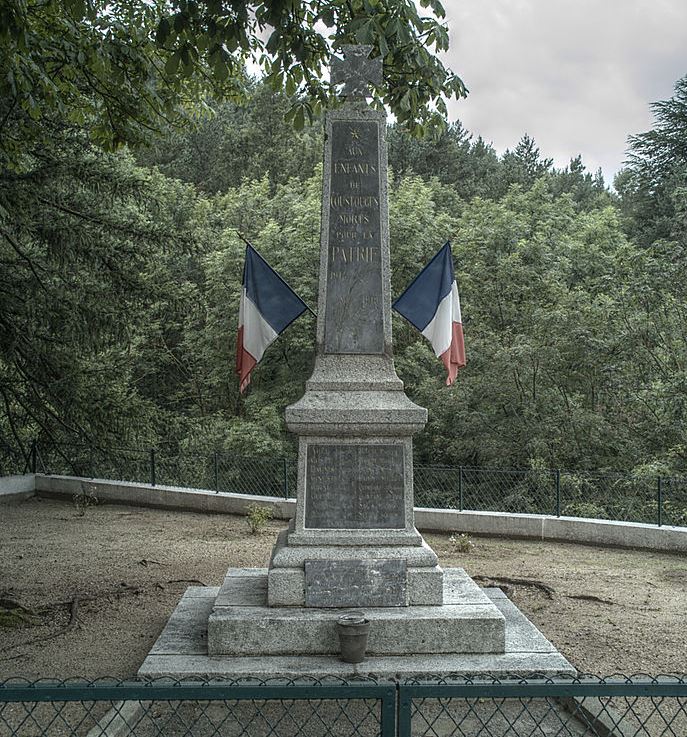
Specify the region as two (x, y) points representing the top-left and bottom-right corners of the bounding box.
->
(331, 45), (382, 99)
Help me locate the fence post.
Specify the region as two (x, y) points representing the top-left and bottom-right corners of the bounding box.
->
(283, 458), (289, 499)
(657, 476), (663, 527)
(30, 439), (37, 474)
(555, 470), (561, 517)
(380, 685), (398, 737)
(213, 451), (219, 493)
(150, 448), (156, 487)
(397, 687), (412, 737)
(458, 466), (464, 512)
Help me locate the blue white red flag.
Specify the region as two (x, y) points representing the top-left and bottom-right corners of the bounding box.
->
(393, 241), (466, 386)
(236, 244), (309, 393)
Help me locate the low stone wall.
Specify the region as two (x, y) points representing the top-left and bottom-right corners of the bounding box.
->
(414, 507), (687, 554)
(0, 474), (35, 503)
(34, 474), (296, 519)
(23, 474), (687, 554)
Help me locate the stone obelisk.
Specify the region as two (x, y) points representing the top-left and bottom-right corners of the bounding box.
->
(141, 47), (573, 675)
(266, 45), (444, 608)
(204, 47), (506, 660)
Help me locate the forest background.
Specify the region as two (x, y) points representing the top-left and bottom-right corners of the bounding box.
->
(1, 1), (686, 480)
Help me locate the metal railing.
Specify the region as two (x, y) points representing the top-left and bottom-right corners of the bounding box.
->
(0, 677), (395, 737)
(413, 464), (687, 527)
(3, 441), (687, 527)
(1, 675), (685, 736)
(401, 674), (687, 736)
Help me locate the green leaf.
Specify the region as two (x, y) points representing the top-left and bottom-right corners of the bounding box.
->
(319, 9), (335, 26)
(266, 30), (281, 54)
(68, 0), (87, 19)
(378, 33), (389, 57)
(173, 12), (186, 34)
(285, 73), (296, 97)
(294, 106), (305, 131)
(165, 52), (180, 76)
(214, 60), (228, 81)
(355, 19), (374, 44)
(156, 17), (170, 44)
(420, 0), (446, 18)
(400, 89), (412, 111)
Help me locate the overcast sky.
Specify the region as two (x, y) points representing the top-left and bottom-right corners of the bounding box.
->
(441, 0), (687, 183)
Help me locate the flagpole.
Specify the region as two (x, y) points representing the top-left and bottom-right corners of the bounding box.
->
(235, 231), (317, 317)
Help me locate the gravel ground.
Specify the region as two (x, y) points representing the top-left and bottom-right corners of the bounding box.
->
(0, 496), (686, 680)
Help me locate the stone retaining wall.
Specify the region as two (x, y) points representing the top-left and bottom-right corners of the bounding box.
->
(3, 474), (684, 554)
(0, 474), (35, 503)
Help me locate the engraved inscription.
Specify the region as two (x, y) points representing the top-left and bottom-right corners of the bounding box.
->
(324, 121), (384, 353)
(305, 444), (405, 529)
(305, 559), (408, 607)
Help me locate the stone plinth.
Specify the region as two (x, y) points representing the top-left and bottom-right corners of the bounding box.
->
(266, 525), (442, 606)
(140, 575), (575, 679)
(207, 568), (504, 657)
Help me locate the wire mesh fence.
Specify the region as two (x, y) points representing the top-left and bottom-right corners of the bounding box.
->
(0, 678), (395, 737)
(33, 444), (152, 487)
(412, 464), (687, 527)
(0, 442), (24, 478)
(413, 466), (557, 515)
(2, 440), (686, 527)
(401, 674), (687, 737)
(0, 675), (685, 737)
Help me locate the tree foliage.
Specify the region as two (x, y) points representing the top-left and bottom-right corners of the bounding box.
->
(616, 75), (687, 246)
(1, 0), (225, 170)
(136, 85), (322, 192)
(0, 126), (200, 458)
(1, 20), (686, 483)
(398, 182), (679, 471)
(0, 0), (465, 175)
(154, 0), (467, 134)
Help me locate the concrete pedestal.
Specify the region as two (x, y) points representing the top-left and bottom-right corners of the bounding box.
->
(266, 525), (444, 607)
(207, 568), (505, 656)
(139, 569), (575, 679)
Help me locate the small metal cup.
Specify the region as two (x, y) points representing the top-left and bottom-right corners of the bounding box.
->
(336, 612), (370, 664)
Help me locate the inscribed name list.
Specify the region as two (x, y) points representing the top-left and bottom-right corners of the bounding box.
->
(324, 120), (384, 354)
(305, 444), (405, 529)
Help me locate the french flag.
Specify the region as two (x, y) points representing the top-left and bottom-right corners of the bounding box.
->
(393, 242), (466, 386)
(236, 244), (309, 393)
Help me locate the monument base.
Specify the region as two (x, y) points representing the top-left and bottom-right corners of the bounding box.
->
(207, 568), (504, 656)
(266, 526), (444, 607)
(139, 570), (575, 679)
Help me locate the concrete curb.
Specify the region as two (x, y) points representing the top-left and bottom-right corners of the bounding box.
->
(85, 700), (146, 737)
(22, 474), (687, 554)
(0, 474), (35, 503)
(560, 697), (629, 737)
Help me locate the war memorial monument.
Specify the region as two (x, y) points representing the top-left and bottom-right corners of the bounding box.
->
(139, 46), (573, 678)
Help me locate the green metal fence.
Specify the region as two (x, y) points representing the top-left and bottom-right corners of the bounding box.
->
(0, 677), (395, 737)
(1, 675), (686, 736)
(3, 440), (687, 528)
(413, 464), (687, 527)
(400, 674), (687, 736)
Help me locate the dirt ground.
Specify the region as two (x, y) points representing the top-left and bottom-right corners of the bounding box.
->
(0, 496), (685, 680)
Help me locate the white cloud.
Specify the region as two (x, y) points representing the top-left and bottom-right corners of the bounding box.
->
(441, 0), (687, 181)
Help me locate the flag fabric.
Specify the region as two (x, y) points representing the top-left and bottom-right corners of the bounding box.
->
(392, 241), (466, 386)
(236, 244), (309, 393)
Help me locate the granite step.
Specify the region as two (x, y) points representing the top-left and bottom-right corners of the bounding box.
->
(207, 568), (506, 656)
